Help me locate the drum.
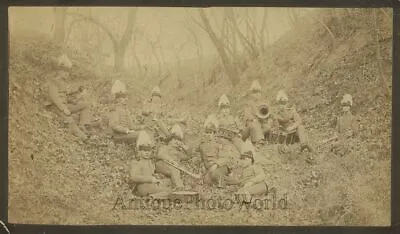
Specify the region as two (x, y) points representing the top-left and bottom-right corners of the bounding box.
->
(216, 128), (238, 140)
(169, 191), (199, 202)
(266, 130), (299, 145)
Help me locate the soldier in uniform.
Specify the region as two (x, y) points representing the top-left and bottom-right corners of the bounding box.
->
(216, 94), (244, 152)
(274, 90), (313, 152)
(141, 86), (171, 142)
(155, 124), (192, 189)
(108, 82), (139, 145)
(46, 54), (91, 140)
(241, 80), (275, 145)
(226, 139), (268, 197)
(129, 131), (172, 198)
(199, 114), (231, 187)
(331, 94), (359, 156)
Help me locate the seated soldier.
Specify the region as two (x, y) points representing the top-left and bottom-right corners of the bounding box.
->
(108, 82), (139, 145)
(274, 90), (313, 152)
(241, 80), (275, 145)
(216, 94), (244, 152)
(199, 114), (231, 187)
(155, 124), (192, 189)
(46, 54), (91, 140)
(141, 86), (171, 141)
(331, 94), (359, 156)
(226, 139), (268, 197)
(129, 131), (172, 198)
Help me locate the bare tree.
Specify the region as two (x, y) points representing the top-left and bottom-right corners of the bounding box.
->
(373, 9), (390, 98)
(174, 42), (188, 89)
(196, 8), (240, 86)
(67, 8), (138, 71)
(53, 7), (68, 46)
(225, 8), (258, 60)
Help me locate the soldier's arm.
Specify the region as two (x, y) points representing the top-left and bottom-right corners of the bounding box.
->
(181, 143), (193, 160)
(243, 165), (266, 185)
(65, 84), (82, 95)
(129, 162), (154, 183)
(335, 116), (341, 134)
(154, 119), (171, 137)
(291, 108), (302, 128)
(225, 174), (241, 185)
(156, 146), (174, 161)
(109, 111), (130, 134)
(351, 115), (360, 135)
(48, 82), (69, 112)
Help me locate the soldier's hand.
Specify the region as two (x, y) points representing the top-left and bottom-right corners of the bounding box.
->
(286, 125), (295, 132)
(243, 181), (254, 188)
(63, 108), (71, 116)
(126, 129), (135, 134)
(151, 177), (161, 184)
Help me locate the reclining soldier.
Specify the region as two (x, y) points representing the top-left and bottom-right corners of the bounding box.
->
(216, 94), (244, 152)
(225, 140), (268, 199)
(46, 54), (91, 140)
(274, 90), (313, 152)
(331, 94), (359, 156)
(199, 114), (231, 187)
(108, 83), (139, 145)
(155, 124), (192, 189)
(129, 131), (172, 198)
(241, 80), (275, 145)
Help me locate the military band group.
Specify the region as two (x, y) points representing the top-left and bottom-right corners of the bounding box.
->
(44, 54), (359, 199)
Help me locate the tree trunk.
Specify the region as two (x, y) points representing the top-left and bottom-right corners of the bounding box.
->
(198, 9), (239, 86)
(53, 7), (67, 46)
(115, 8), (138, 71)
(114, 47), (125, 72)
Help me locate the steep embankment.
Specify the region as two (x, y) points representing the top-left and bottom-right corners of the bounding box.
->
(8, 9), (391, 225)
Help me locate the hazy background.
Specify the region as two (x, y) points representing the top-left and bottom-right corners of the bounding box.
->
(9, 7), (313, 68)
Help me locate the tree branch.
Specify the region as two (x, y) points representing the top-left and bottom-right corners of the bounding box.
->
(66, 12), (119, 49)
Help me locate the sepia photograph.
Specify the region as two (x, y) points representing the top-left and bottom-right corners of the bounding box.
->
(8, 7), (392, 225)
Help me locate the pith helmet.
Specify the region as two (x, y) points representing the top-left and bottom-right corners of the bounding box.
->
(276, 90), (289, 102)
(151, 86), (161, 98)
(57, 54), (73, 69)
(250, 80), (262, 93)
(341, 94), (353, 106)
(218, 94), (230, 108)
(171, 124), (184, 140)
(136, 130), (154, 150)
(111, 80), (127, 98)
(240, 139), (255, 161)
(204, 114), (219, 131)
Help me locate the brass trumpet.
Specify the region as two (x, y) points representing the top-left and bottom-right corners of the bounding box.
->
(256, 103), (270, 119)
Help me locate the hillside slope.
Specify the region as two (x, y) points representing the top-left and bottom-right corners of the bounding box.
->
(8, 9), (391, 225)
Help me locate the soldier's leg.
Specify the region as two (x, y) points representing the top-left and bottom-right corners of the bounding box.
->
(155, 161), (184, 188)
(113, 132), (139, 144)
(249, 119), (264, 143)
(65, 116), (87, 140)
(239, 182), (268, 196)
(297, 125), (313, 151)
(209, 165), (229, 184)
(231, 137), (244, 153)
(296, 125), (308, 144)
(67, 103), (91, 132)
(67, 103), (87, 113)
(136, 183), (172, 197)
(241, 124), (251, 141)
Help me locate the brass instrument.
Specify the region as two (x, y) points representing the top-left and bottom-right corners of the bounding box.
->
(256, 103), (270, 119)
